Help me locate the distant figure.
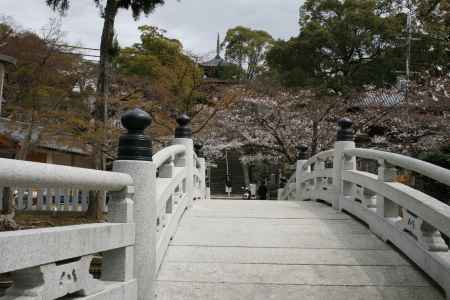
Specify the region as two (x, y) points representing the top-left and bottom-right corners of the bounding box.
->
(225, 174), (232, 197)
(257, 182), (268, 200)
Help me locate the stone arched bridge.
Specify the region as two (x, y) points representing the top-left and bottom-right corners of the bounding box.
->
(0, 111), (448, 300)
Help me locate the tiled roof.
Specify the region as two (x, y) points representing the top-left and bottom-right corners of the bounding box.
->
(0, 118), (90, 155)
(201, 55), (226, 67)
(358, 91), (405, 107)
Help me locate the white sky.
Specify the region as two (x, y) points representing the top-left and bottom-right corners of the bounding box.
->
(1, 0), (302, 57)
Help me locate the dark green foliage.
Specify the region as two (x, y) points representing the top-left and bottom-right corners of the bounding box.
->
(266, 0), (449, 95)
(216, 64), (242, 81)
(222, 26), (274, 80)
(46, 0), (165, 18)
(416, 144), (450, 205)
(46, 0), (70, 12)
(419, 144), (450, 170)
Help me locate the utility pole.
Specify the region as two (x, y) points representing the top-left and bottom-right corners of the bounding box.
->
(405, 0), (414, 98)
(394, 0), (419, 99)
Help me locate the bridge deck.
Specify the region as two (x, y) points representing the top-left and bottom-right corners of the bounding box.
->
(156, 199), (445, 299)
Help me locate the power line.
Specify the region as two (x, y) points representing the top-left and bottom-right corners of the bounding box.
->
(58, 51), (100, 58)
(55, 43), (100, 52)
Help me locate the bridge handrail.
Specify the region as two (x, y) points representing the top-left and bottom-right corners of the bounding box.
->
(279, 172), (296, 200)
(280, 118), (450, 298)
(279, 150), (335, 201)
(194, 152), (202, 169)
(344, 148), (450, 186)
(302, 149), (335, 170)
(342, 169), (450, 238)
(0, 157), (132, 190)
(152, 139), (207, 272)
(0, 158), (136, 298)
(153, 145), (186, 169)
(0, 109), (209, 300)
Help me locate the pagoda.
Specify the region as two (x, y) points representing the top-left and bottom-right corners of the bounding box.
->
(200, 34), (227, 79)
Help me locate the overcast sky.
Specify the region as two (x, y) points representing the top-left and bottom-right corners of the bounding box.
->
(1, 0), (302, 58)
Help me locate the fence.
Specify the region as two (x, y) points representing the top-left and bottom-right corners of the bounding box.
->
(3, 188), (101, 213)
(0, 109), (207, 300)
(279, 118), (450, 298)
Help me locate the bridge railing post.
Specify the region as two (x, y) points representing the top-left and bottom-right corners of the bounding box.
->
(333, 118), (356, 211)
(376, 159), (400, 219)
(295, 144), (309, 201)
(112, 108), (156, 300)
(172, 114), (195, 206)
(199, 158), (207, 200)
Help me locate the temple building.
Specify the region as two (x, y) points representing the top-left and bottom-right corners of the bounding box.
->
(200, 34), (227, 79)
(0, 54), (94, 168)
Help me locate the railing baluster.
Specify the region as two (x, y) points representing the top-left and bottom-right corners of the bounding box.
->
(17, 188), (24, 210)
(36, 189), (44, 210)
(159, 155), (174, 178)
(417, 220), (448, 252)
(81, 190), (89, 212)
(377, 159), (400, 219)
(25, 188), (33, 210)
(102, 185), (135, 281)
(63, 188), (70, 211)
(49, 188), (55, 209)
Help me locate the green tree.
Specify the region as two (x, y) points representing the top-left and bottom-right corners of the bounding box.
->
(46, 0), (166, 166)
(269, 0), (408, 93)
(269, 0), (448, 93)
(0, 21), (95, 217)
(46, 1), (168, 218)
(222, 26), (274, 80)
(116, 26), (228, 137)
(266, 0), (449, 154)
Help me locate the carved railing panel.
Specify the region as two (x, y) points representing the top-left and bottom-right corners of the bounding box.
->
(279, 118), (450, 298)
(0, 158), (136, 300)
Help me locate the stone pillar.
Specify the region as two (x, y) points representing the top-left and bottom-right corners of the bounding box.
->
(295, 144), (309, 201)
(376, 159), (400, 219)
(333, 118), (356, 210)
(172, 114), (194, 206)
(102, 185), (135, 282)
(113, 108), (156, 300)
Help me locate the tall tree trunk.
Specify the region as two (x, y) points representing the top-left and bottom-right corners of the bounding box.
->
(97, 0), (117, 118)
(87, 0), (117, 220)
(311, 120), (319, 156)
(242, 162), (250, 186)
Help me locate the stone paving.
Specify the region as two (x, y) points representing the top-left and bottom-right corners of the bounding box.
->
(156, 199), (445, 300)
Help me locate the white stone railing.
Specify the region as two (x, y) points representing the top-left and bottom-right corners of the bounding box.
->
(7, 188), (105, 213)
(0, 109), (208, 300)
(0, 158), (115, 213)
(152, 143), (206, 270)
(0, 159), (137, 299)
(278, 172), (296, 201)
(279, 118), (450, 298)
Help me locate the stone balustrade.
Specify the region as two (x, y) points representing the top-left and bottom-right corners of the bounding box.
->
(0, 109), (208, 300)
(0, 159), (136, 299)
(279, 118), (450, 299)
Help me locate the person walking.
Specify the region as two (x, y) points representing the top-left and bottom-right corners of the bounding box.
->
(257, 182), (268, 200)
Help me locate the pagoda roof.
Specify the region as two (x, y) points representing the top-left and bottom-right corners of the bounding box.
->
(201, 55), (226, 67)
